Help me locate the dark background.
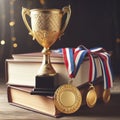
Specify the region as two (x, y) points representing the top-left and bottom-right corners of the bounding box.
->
(0, 0), (120, 77)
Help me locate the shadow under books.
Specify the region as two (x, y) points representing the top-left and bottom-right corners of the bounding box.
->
(65, 93), (120, 118)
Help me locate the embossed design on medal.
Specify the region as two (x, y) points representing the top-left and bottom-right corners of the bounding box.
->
(102, 89), (111, 103)
(86, 83), (97, 108)
(54, 84), (82, 114)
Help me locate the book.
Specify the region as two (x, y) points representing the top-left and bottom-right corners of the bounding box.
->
(12, 51), (64, 63)
(7, 85), (61, 117)
(5, 52), (102, 87)
(7, 78), (104, 117)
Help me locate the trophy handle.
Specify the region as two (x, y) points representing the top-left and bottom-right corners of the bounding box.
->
(59, 5), (71, 38)
(21, 7), (35, 40)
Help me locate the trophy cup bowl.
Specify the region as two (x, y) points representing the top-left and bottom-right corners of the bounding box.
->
(22, 6), (71, 95)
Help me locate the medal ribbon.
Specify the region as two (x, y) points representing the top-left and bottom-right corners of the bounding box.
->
(90, 48), (113, 89)
(87, 51), (96, 83)
(97, 52), (113, 89)
(62, 48), (75, 78)
(62, 46), (96, 83)
(54, 46), (113, 89)
(74, 45), (96, 83)
(74, 48), (88, 77)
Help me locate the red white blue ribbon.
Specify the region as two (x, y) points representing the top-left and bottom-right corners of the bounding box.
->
(89, 47), (113, 89)
(74, 48), (88, 77)
(54, 46), (113, 89)
(87, 51), (97, 83)
(62, 46), (96, 83)
(97, 52), (113, 89)
(62, 48), (75, 78)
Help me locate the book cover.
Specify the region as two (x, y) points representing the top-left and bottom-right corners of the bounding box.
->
(12, 51), (64, 63)
(5, 52), (102, 87)
(7, 85), (61, 117)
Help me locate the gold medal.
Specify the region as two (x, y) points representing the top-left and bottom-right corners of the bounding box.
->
(102, 89), (111, 103)
(86, 85), (97, 108)
(54, 84), (82, 114)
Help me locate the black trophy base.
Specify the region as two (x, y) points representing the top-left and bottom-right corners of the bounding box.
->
(31, 74), (58, 96)
(31, 88), (56, 96)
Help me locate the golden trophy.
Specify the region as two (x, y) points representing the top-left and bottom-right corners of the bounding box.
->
(22, 6), (71, 95)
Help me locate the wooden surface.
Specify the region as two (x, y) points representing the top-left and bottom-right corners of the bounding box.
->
(0, 77), (120, 120)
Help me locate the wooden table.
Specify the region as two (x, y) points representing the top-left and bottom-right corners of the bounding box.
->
(0, 78), (120, 120)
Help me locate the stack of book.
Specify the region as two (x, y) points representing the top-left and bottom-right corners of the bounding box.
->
(5, 51), (104, 117)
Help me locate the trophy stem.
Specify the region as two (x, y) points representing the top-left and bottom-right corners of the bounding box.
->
(31, 48), (58, 95)
(37, 48), (56, 76)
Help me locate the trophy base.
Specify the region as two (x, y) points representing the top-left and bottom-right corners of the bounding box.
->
(31, 74), (58, 96)
(31, 88), (56, 96)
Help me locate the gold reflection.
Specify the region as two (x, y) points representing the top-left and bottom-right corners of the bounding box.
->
(39, 0), (45, 5)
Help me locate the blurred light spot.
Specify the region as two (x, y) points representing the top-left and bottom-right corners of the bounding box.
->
(13, 43), (18, 48)
(9, 21), (15, 26)
(10, 10), (14, 15)
(10, 0), (16, 5)
(0, 40), (5, 45)
(40, 0), (45, 5)
(11, 37), (16, 41)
